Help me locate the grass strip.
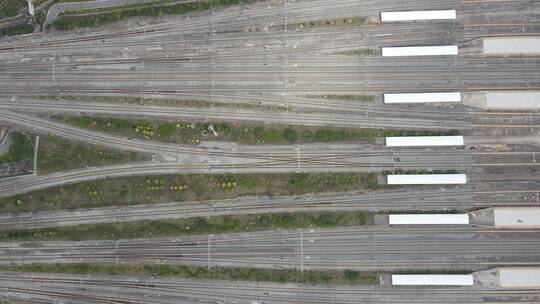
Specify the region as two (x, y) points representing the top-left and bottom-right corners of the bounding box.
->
(0, 211), (373, 241)
(0, 23), (33, 37)
(308, 95), (376, 102)
(53, 115), (458, 145)
(48, 0), (257, 30)
(294, 16), (367, 30)
(40, 95), (287, 111)
(0, 132), (33, 165)
(0, 263), (379, 285)
(0, 0), (26, 19)
(333, 49), (375, 56)
(0, 173), (382, 213)
(387, 169), (459, 175)
(37, 135), (151, 174)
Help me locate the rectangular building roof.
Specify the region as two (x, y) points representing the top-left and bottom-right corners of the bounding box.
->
(485, 92), (540, 109)
(381, 10), (456, 22)
(387, 174), (467, 185)
(386, 136), (464, 147)
(494, 207), (540, 229)
(392, 275), (474, 286)
(384, 92), (461, 104)
(499, 268), (540, 288)
(389, 214), (469, 225)
(482, 37), (540, 55)
(382, 46), (458, 57)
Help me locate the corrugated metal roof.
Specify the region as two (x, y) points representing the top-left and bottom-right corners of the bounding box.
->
(392, 275), (474, 286)
(381, 10), (456, 22)
(384, 92), (461, 103)
(387, 174), (467, 185)
(382, 46), (458, 57)
(389, 214), (469, 225)
(386, 136), (464, 147)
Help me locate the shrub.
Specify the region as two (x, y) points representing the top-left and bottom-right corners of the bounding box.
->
(282, 128), (298, 143)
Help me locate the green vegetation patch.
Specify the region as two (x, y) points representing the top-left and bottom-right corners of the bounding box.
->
(308, 95), (376, 102)
(37, 135), (151, 174)
(333, 49), (375, 56)
(54, 115), (458, 145)
(0, 172), (381, 213)
(40, 95), (286, 111)
(387, 169), (459, 175)
(0, 211), (373, 241)
(0, 132), (33, 165)
(48, 0), (258, 31)
(0, 263), (379, 285)
(0, 23), (34, 37)
(0, 0), (26, 19)
(294, 16), (367, 30)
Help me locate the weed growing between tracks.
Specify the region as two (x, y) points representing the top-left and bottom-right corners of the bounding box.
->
(307, 95), (376, 102)
(0, 132), (33, 165)
(48, 0), (258, 31)
(0, 263), (379, 285)
(333, 49), (375, 56)
(40, 95), (287, 112)
(0, 23), (34, 37)
(386, 169), (459, 175)
(37, 135), (151, 174)
(0, 172), (381, 213)
(0, 0), (26, 19)
(0, 211), (373, 241)
(53, 115), (457, 145)
(294, 17), (367, 30)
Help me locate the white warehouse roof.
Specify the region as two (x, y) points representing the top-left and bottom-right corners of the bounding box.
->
(494, 207), (540, 229)
(482, 37), (540, 55)
(382, 46), (458, 57)
(384, 92), (461, 104)
(381, 10), (456, 22)
(387, 174), (467, 185)
(389, 214), (469, 225)
(386, 136), (464, 147)
(485, 92), (540, 109)
(499, 268), (540, 288)
(392, 275), (474, 286)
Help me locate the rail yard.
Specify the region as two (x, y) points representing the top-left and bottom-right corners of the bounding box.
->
(0, 0), (539, 303)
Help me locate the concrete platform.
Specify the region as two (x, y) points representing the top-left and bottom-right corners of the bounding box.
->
(494, 207), (540, 229)
(499, 268), (540, 288)
(470, 207), (540, 229)
(462, 91), (540, 110)
(481, 37), (540, 55)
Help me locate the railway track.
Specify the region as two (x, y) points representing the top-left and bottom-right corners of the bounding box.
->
(1, 281), (538, 304)
(0, 0), (467, 51)
(1, 227), (539, 272)
(0, 0), (533, 55)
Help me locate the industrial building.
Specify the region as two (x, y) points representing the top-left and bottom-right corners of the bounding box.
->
(389, 214), (469, 225)
(386, 136), (464, 147)
(380, 10), (456, 22)
(387, 174), (467, 185)
(383, 92), (462, 104)
(392, 275), (474, 286)
(482, 37), (540, 55)
(381, 46), (458, 57)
